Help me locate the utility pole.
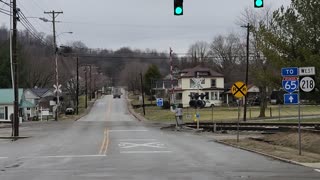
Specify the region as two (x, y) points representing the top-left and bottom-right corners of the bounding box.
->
(12, 0), (19, 138)
(44, 10), (63, 121)
(241, 23), (250, 122)
(140, 72), (146, 116)
(84, 67), (88, 109)
(89, 65), (92, 101)
(76, 56), (79, 115)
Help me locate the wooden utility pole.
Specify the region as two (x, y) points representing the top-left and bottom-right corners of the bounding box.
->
(242, 23), (250, 122)
(76, 57), (79, 115)
(44, 10), (63, 121)
(12, 0), (19, 138)
(84, 67), (88, 109)
(140, 72), (145, 116)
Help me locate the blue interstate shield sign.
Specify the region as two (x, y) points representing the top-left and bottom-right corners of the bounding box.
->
(282, 77), (299, 93)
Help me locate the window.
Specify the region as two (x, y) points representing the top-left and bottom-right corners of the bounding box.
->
(211, 91), (220, 100)
(0, 107), (4, 119)
(211, 79), (216, 87)
(201, 79), (205, 84)
(176, 93), (182, 100)
(205, 92), (209, 100)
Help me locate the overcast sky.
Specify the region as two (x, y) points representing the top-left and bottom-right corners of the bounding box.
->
(0, 0), (291, 53)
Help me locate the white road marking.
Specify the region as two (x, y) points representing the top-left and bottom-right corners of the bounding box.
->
(0, 157), (8, 159)
(119, 142), (165, 149)
(21, 154), (107, 159)
(109, 130), (148, 132)
(120, 151), (172, 154)
(314, 169), (320, 173)
(118, 139), (157, 141)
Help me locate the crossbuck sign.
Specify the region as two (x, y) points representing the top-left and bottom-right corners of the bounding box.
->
(191, 78), (204, 89)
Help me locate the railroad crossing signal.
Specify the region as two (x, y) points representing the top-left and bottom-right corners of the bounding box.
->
(231, 81), (247, 98)
(174, 0), (183, 15)
(254, 0), (264, 8)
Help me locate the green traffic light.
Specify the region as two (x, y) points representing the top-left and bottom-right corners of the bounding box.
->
(175, 7), (183, 15)
(255, 0), (263, 7)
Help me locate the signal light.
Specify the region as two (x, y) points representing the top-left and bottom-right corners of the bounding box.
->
(254, 0), (263, 8)
(174, 0), (183, 15)
(189, 93), (206, 109)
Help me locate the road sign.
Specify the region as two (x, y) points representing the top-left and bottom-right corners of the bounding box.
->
(281, 67), (299, 76)
(299, 67), (315, 76)
(300, 76), (315, 92)
(284, 93), (299, 104)
(156, 98), (163, 107)
(191, 78), (204, 89)
(53, 84), (62, 93)
(282, 77), (299, 93)
(231, 81), (247, 98)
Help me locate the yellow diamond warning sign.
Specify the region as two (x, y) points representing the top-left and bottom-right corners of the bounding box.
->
(231, 81), (247, 98)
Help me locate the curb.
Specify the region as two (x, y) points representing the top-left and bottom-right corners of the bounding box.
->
(214, 139), (308, 168)
(126, 92), (146, 122)
(74, 98), (97, 121)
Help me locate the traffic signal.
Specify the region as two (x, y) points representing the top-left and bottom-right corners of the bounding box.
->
(174, 0), (183, 15)
(254, 0), (263, 8)
(189, 93), (206, 109)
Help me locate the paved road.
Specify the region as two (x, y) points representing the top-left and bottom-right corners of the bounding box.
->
(0, 95), (319, 180)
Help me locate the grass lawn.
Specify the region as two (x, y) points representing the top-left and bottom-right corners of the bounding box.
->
(132, 104), (320, 123)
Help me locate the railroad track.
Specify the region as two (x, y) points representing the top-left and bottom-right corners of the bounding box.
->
(184, 122), (320, 132)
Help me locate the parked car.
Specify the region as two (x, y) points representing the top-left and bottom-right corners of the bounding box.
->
(65, 108), (74, 115)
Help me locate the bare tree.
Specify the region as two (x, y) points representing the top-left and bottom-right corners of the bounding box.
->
(187, 41), (210, 65)
(238, 6), (276, 117)
(209, 33), (246, 83)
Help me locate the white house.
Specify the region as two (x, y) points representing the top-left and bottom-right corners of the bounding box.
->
(173, 66), (225, 107)
(0, 89), (23, 122)
(22, 88), (54, 120)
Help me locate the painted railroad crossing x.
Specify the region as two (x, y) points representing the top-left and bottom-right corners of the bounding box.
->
(231, 81), (247, 99)
(119, 142), (165, 149)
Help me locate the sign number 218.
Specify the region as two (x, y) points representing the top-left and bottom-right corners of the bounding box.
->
(300, 77), (315, 92)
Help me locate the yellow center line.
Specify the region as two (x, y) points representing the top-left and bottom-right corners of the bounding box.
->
(103, 128), (109, 155)
(98, 97), (112, 155)
(99, 128), (107, 155)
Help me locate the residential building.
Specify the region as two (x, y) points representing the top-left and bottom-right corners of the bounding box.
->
(22, 88), (55, 120)
(0, 89), (23, 122)
(173, 66), (225, 107)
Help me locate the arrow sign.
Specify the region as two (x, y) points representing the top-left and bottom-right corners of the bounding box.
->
(284, 93), (298, 105)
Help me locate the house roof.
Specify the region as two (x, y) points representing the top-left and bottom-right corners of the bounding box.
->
(20, 99), (35, 108)
(180, 65), (223, 78)
(30, 88), (51, 97)
(0, 89), (23, 104)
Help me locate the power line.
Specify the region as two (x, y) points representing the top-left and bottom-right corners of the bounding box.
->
(0, 8), (10, 16)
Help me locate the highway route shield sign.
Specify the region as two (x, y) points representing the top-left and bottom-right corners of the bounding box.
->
(231, 81), (247, 98)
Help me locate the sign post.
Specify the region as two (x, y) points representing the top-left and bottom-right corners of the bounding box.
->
(231, 81), (247, 143)
(281, 66), (316, 155)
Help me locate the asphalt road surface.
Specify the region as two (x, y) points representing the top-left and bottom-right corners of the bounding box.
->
(0, 95), (319, 180)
